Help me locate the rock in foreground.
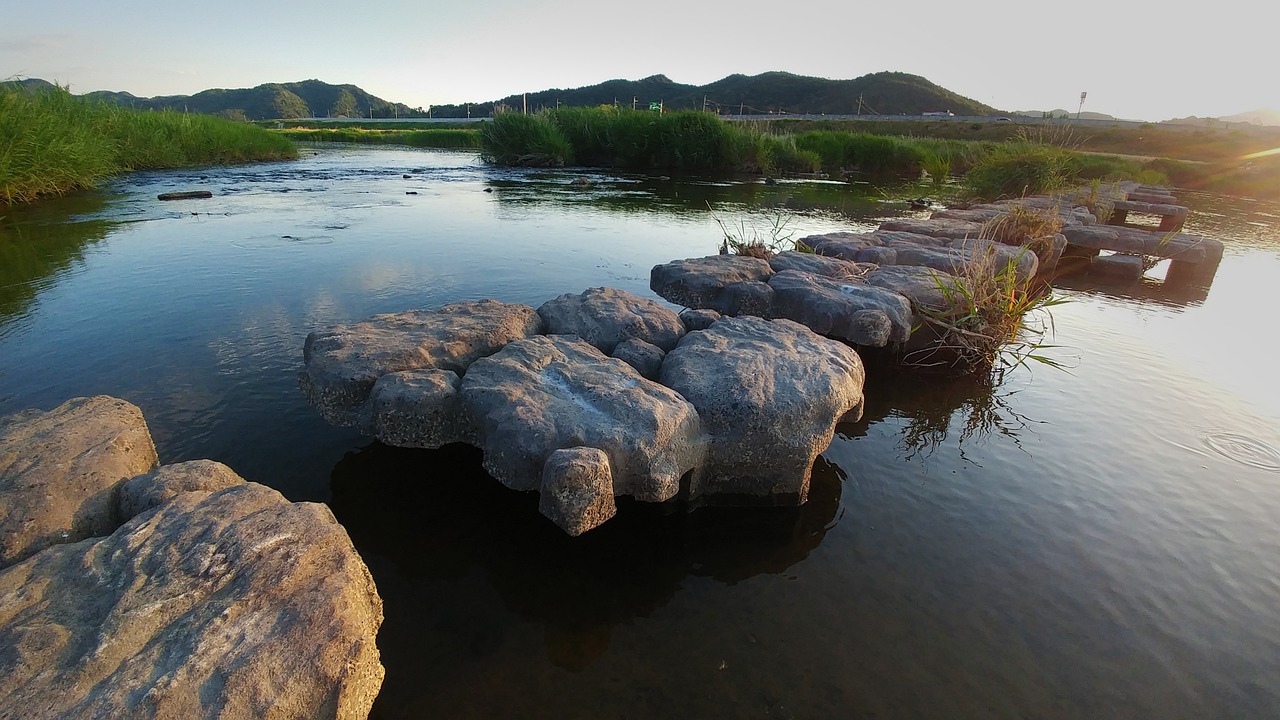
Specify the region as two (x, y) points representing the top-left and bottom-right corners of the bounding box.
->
(0, 483), (384, 720)
(0, 399), (385, 720)
(0, 396), (158, 569)
(660, 316), (865, 501)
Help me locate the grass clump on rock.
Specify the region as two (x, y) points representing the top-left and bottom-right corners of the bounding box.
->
(1, 84), (297, 205)
(909, 246), (1068, 374)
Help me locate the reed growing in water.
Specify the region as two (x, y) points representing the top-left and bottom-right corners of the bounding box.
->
(1, 84), (297, 205)
(278, 127), (480, 149)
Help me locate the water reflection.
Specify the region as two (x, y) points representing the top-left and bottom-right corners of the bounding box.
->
(483, 169), (918, 224)
(844, 365), (1041, 464)
(328, 442), (842, 674)
(0, 192), (115, 325)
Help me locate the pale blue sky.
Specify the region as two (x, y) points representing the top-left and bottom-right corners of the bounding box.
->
(3, 0), (1270, 121)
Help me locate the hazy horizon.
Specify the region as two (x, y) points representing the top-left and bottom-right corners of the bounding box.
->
(3, 0), (1270, 122)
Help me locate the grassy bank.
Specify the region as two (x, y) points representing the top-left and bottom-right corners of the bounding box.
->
(277, 127), (480, 149)
(479, 108), (822, 174)
(1, 85), (297, 205)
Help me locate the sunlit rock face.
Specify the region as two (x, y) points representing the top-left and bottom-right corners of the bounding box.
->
(660, 316), (864, 501)
(0, 400), (385, 720)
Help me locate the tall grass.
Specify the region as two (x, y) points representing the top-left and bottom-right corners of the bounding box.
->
(963, 143), (1075, 200)
(478, 112), (574, 166)
(1, 84), (296, 205)
(479, 108), (823, 173)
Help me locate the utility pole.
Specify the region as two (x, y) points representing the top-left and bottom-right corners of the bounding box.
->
(1077, 91), (1087, 120)
(739, 101), (744, 116)
(523, 93), (527, 114)
(466, 104), (470, 119)
(632, 96), (637, 111)
(703, 95), (708, 113)
(857, 93), (863, 115)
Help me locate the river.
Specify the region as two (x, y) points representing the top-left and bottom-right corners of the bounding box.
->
(1, 145), (1277, 718)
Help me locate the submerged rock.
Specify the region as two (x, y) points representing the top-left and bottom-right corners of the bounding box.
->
(537, 286), (685, 353)
(300, 300), (543, 426)
(660, 317), (864, 501)
(0, 396), (158, 569)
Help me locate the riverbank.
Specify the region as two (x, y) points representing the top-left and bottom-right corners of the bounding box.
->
(0, 85), (297, 205)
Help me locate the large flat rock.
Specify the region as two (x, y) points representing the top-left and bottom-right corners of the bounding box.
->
(0, 482), (384, 720)
(879, 217), (984, 240)
(0, 396), (158, 569)
(461, 335), (707, 515)
(1061, 225), (1211, 262)
(865, 265), (957, 312)
(768, 269), (912, 347)
(300, 300), (544, 426)
(649, 255), (773, 310)
(660, 317), (864, 500)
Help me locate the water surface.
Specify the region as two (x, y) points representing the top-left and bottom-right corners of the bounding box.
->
(2, 146), (1278, 718)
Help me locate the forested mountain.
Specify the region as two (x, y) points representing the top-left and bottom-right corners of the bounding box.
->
(429, 71), (997, 117)
(74, 80), (425, 120)
(7, 71), (995, 120)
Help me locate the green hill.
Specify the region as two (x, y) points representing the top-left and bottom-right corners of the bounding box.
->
(429, 71), (996, 118)
(79, 80), (425, 120)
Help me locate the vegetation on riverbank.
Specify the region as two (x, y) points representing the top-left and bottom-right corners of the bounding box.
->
(278, 127), (480, 148)
(1, 85), (297, 205)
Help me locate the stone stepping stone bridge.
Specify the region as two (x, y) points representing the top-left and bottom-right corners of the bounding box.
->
(300, 184), (1224, 535)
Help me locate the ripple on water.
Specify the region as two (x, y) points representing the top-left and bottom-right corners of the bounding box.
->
(1199, 430), (1280, 472)
(231, 234), (335, 250)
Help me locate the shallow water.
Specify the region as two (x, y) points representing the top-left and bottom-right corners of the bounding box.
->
(2, 146), (1278, 718)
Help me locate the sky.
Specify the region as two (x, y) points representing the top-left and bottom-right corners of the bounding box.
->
(2, 0), (1272, 122)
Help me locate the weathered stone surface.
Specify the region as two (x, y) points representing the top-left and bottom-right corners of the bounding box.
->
(461, 335), (706, 503)
(1091, 253), (1145, 281)
(931, 207), (1006, 223)
(711, 280), (775, 316)
(856, 246), (898, 265)
(678, 308), (720, 332)
(660, 317), (864, 500)
(1061, 225), (1210, 262)
(949, 238), (1040, 283)
(768, 251), (873, 278)
(768, 269), (912, 346)
(649, 255), (773, 309)
(865, 265), (956, 311)
(873, 230), (952, 248)
(0, 396), (158, 569)
(801, 231), (876, 260)
(879, 217), (983, 240)
(1031, 233), (1068, 275)
(364, 369), (472, 448)
(300, 300), (543, 426)
(118, 459), (245, 521)
(539, 447), (617, 536)
(611, 338), (665, 381)
(536, 286), (685, 353)
(0, 482), (384, 720)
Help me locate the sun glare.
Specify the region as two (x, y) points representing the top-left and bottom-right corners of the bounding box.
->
(1242, 147), (1280, 160)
